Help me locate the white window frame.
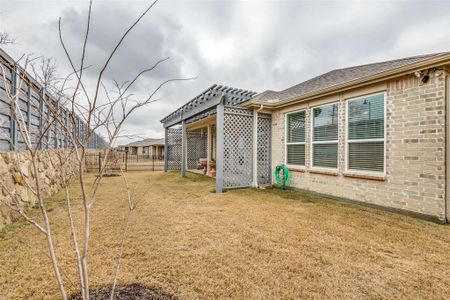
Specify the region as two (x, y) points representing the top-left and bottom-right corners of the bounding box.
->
(310, 102), (339, 171)
(285, 109), (306, 167)
(345, 92), (387, 175)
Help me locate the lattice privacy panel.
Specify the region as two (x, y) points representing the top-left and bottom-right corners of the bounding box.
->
(167, 128), (182, 170)
(257, 113), (271, 186)
(187, 130), (207, 169)
(223, 107), (254, 188)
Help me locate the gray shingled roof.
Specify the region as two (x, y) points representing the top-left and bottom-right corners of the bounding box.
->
(123, 138), (164, 147)
(251, 52), (450, 104)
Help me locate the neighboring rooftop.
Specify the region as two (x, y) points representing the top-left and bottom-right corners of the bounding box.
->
(122, 138), (165, 147)
(250, 52), (450, 105)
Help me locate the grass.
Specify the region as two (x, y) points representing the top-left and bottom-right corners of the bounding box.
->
(1, 171), (450, 299)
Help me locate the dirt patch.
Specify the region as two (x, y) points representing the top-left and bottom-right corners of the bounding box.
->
(69, 284), (176, 300)
(101, 173), (122, 177)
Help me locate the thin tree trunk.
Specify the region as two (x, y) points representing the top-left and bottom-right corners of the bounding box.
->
(109, 208), (132, 300)
(78, 149), (90, 300)
(64, 179), (85, 299)
(31, 154), (67, 300)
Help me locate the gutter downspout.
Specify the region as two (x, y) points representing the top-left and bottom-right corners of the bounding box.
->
(252, 105), (264, 188)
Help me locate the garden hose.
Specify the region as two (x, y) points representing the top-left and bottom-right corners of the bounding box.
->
(274, 164), (290, 189)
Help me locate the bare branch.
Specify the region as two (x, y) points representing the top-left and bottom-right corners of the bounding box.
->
(90, 0), (159, 120)
(0, 31), (15, 45)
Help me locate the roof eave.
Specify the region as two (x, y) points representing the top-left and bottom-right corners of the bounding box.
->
(159, 84), (218, 124)
(245, 53), (450, 109)
(161, 85), (257, 127)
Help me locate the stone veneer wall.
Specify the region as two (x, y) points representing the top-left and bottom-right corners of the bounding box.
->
(271, 72), (447, 222)
(0, 150), (78, 228)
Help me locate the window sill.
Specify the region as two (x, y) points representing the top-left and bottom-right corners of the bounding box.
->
(308, 168), (338, 176)
(286, 165), (306, 172)
(343, 171), (386, 181)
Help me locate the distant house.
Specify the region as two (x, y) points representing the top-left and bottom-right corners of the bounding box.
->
(119, 138), (164, 158)
(161, 52), (450, 223)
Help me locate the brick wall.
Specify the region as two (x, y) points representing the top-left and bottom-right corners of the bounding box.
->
(271, 72), (447, 221)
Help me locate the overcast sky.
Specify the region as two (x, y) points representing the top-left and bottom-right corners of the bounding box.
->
(1, 0), (450, 144)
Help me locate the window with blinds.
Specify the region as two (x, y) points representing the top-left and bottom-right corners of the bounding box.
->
(286, 110), (306, 166)
(312, 103), (339, 169)
(347, 93), (385, 172)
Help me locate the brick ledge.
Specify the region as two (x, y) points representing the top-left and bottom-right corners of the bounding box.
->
(343, 171), (386, 181)
(287, 166), (306, 172)
(308, 168), (338, 176)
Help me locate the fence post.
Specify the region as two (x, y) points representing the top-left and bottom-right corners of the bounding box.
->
(27, 84), (31, 134)
(9, 67), (17, 150)
(98, 152), (101, 173)
(39, 88), (45, 150)
(152, 156), (155, 172)
(125, 151), (128, 172)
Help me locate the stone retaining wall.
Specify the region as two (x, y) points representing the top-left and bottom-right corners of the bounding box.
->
(0, 150), (78, 229)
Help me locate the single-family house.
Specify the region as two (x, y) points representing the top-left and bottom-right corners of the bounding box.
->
(119, 138), (165, 158)
(161, 52), (450, 223)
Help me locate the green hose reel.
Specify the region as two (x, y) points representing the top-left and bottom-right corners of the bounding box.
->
(274, 164), (290, 189)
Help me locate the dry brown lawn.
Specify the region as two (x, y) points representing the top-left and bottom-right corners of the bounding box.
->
(1, 171), (450, 299)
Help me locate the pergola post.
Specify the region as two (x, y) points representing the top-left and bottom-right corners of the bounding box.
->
(252, 108), (258, 188)
(181, 120), (187, 177)
(207, 124), (212, 175)
(164, 127), (168, 172)
(216, 102), (224, 193)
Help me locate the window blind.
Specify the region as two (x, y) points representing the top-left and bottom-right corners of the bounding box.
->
(348, 142), (384, 172)
(287, 144), (305, 165)
(313, 104), (339, 141)
(313, 143), (338, 168)
(348, 93), (384, 140)
(286, 111), (305, 166)
(312, 103), (339, 168)
(287, 111), (305, 143)
(347, 93), (385, 173)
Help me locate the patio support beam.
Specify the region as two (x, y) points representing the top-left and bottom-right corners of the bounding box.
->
(216, 100), (224, 193)
(252, 105), (264, 188)
(164, 127), (168, 172)
(252, 108), (258, 188)
(181, 120), (187, 178)
(207, 124), (212, 175)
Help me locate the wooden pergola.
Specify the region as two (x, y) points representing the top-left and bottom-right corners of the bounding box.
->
(160, 84), (273, 192)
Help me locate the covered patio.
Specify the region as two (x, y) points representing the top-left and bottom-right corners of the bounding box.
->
(160, 84), (272, 192)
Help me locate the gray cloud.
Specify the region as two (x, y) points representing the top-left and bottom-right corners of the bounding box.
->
(2, 0), (450, 144)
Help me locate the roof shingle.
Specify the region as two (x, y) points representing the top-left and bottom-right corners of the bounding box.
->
(251, 52), (450, 105)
